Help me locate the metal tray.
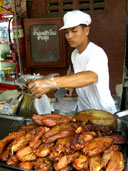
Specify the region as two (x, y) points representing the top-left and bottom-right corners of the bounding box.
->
(0, 114), (24, 140)
(0, 115), (36, 140)
(0, 115), (127, 171)
(0, 115), (35, 171)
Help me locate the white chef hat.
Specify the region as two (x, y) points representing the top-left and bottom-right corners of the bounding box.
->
(59, 10), (91, 30)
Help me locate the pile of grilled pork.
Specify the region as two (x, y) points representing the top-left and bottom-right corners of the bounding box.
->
(0, 113), (126, 171)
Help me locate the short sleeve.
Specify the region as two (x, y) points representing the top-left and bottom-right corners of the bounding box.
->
(85, 48), (108, 76)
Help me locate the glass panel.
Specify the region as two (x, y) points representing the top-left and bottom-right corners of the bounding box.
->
(30, 24), (60, 62)
(0, 16), (13, 43)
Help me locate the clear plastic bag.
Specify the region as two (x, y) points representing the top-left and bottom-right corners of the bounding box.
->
(16, 73), (59, 89)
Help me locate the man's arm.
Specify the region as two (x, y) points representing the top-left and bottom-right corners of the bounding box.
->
(28, 71), (98, 98)
(55, 71), (98, 88)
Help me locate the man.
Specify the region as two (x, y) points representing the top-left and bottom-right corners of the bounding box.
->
(28, 10), (117, 114)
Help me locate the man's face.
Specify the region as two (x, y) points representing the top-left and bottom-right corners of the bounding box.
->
(64, 25), (89, 50)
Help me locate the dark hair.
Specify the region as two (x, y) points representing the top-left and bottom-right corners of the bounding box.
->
(80, 24), (88, 29)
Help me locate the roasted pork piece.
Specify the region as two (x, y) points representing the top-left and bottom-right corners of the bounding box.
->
(16, 146), (37, 162)
(82, 136), (114, 157)
(0, 142), (13, 161)
(0, 113), (125, 171)
(54, 152), (79, 170)
(34, 157), (52, 171)
(17, 124), (37, 132)
(0, 130), (26, 155)
(71, 131), (96, 150)
(49, 137), (72, 161)
(106, 151), (125, 171)
(111, 134), (127, 144)
(6, 154), (18, 166)
(72, 153), (88, 170)
(11, 129), (37, 153)
(89, 155), (102, 171)
(19, 161), (35, 170)
(59, 165), (73, 171)
(101, 145), (119, 168)
(32, 113), (76, 126)
(11, 126), (48, 153)
(29, 126), (46, 148)
(35, 143), (54, 157)
(42, 122), (81, 143)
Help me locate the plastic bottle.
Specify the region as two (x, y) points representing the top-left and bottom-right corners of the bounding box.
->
(1, 69), (5, 80)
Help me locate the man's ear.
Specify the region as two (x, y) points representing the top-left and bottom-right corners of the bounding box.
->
(85, 26), (90, 35)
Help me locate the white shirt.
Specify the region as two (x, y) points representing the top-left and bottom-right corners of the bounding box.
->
(71, 42), (117, 114)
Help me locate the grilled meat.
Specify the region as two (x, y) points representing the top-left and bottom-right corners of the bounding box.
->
(35, 143), (54, 157)
(32, 113), (76, 126)
(101, 145), (119, 168)
(111, 134), (127, 144)
(89, 155), (101, 171)
(0, 113), (126, 171)
(42, 123), (79, 143)
(16, 146), (36, 162)
(71, 131), (96, 151)
(29, 126), (45, 148)
(11, 126), (44, 153)
(49, 137), (72, 161)
(19, 161), (35, 170)
(0, 130), (26, 155)
(106, 151), (125, 171)
(54, 152), (79, 171)
(82, 136), (113, 157)
(0, 142), (13, 161)
(6, 155), (18, 166)
(17, 124), (37, 132)
(72, 153), (88, 170)
(59, 165), (73, 171)
(34, 157), (52, 171)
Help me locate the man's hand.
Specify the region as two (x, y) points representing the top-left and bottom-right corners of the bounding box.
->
(27, 71), (97, 98)
(28, 78), (57, 98)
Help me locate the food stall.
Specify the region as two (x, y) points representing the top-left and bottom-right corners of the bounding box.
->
(0, 0), (128, 170)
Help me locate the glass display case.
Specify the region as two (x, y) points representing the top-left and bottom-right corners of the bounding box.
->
(0, 15), (18, 90)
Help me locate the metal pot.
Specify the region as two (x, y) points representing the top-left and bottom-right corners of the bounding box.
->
(114, 110), (128, 138)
